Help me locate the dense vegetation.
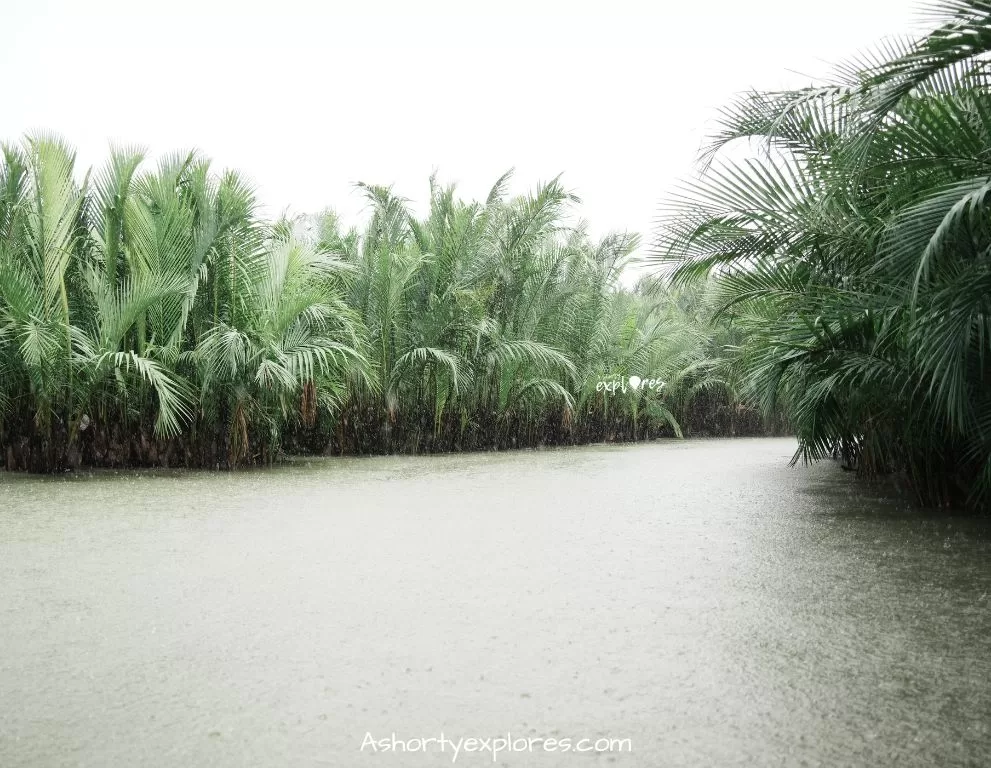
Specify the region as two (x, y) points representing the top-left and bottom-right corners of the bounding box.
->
(656, 0), (991, 511)
(9, 1), (985, 513)
(0, 146), (771, 472)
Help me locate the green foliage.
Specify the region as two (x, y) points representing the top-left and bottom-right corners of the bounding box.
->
(653, 0), (991, 511)
(0, 143), (772, 471)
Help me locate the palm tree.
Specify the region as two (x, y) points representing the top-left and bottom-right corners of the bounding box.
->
(653, 0), (991, 509)
(1, 133), (773, 472)
(192, 235), (371, 465)
(0, 135), (193, 468)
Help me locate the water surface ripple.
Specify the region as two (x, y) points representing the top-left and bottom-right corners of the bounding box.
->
(1, 438), (988, 766)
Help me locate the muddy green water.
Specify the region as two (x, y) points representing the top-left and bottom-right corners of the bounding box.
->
(1, 438), (989, 767)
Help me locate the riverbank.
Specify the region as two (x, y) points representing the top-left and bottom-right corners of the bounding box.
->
(1, 403), (788, 472)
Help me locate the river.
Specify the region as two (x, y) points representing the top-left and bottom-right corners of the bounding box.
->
(1, 438), (988, 766)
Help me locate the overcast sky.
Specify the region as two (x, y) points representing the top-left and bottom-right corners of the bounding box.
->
(4, 0), (921, 268)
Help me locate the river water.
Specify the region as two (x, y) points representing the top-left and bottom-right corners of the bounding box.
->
(1, 438), (989, 767)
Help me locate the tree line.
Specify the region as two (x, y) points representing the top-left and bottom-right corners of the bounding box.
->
(0, 146), (770, 473)
(9, 0), (984, 512)
(656, 0), (991, 510)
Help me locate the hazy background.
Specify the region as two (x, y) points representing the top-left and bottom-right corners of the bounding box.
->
(3, 0), (920, 269)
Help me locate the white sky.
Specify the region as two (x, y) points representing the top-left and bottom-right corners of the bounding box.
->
(4, 0), (922, 273)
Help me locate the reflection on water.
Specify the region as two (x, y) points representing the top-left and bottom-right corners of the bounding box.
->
(1, 438), (988, 767)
